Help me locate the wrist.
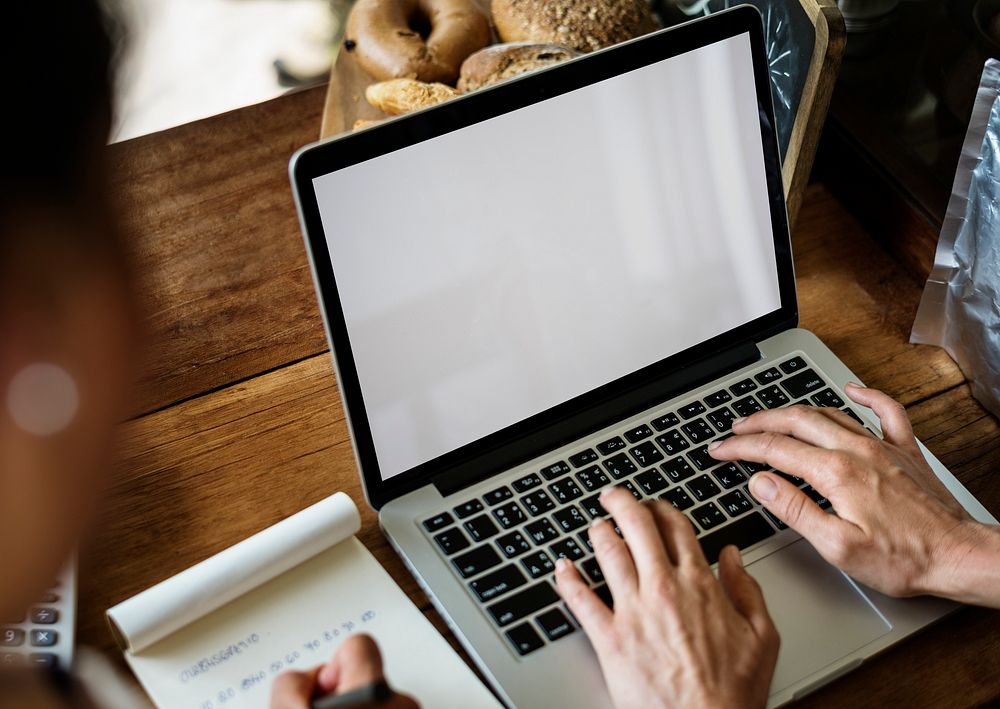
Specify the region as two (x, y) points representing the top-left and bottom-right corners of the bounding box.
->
(923, 520), (1000, 607)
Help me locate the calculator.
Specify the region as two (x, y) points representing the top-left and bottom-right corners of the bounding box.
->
(1, 559), (76, 671)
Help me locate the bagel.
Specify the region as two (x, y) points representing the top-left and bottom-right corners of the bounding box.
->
(365, 78), (460, 115)
(344, 0), (491, 84)
(491, 0), (658, 53)
(458, 42), (580, 92)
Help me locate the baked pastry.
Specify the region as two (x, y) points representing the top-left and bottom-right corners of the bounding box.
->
(491, 0), (658, 52)
(344, 0), (491, 84)
(365, 78), (461, 115)
(458, 42), (580, 92)
(352, 118), (384, 130)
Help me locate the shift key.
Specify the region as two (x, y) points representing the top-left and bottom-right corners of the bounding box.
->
(780, 369), (826, 400)
(487, 581), (559, 626)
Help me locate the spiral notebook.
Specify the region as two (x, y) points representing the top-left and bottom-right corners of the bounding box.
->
(107, 493), (500, 709)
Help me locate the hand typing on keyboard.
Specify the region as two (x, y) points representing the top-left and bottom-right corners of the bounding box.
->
(710, 383), (1000, 608)
(555, 487), (779, 709)
(270, 634), (418, 709)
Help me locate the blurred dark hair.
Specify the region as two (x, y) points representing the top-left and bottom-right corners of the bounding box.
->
(1, 1), (120, 206)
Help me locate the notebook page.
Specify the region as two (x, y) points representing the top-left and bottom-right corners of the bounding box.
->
(121, 537), (501, 709)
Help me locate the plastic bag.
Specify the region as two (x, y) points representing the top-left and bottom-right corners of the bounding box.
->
(911, 59), (1000, 418)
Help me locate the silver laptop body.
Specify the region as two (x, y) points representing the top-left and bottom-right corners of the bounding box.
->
(290, 8), (997, 707)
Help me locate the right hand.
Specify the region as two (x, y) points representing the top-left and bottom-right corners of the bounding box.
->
(709, 383), (993, 603)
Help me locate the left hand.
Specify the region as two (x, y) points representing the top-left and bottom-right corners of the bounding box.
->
(555, 487), (779, 709)
(270, 634), (419, 709)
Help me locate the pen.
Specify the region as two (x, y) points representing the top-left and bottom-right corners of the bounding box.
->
(311, 679), (393, 709)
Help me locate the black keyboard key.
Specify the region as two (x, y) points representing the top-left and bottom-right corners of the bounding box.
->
(505, 623), (545, 656)
(692, 502), (726, 531)
(593, 584), (614, 609)
(661, 456), (696, 483)
(452, 545), (502, 578)
(540, 461), (571, 480)
(423, 512), (454, 532)
(623, 424), (653, 443)
(597, 436), (627, 455)
(704, 390), (732, 408)
(434, 528), (470, 555)
(811, 388), (845, 408)
(496, 531), (532, 558)
(802, 485), (833, 510)
(521, 551), (555, 579)
(757, 385), (789, 409)
(492, 501), (527, 529)
(579, 494), (608, 519)
(577, 528), (593, 552)
(549, 478), (584, 504)
(576, 465), (610, 491)
(489, 582), (560, 626)
(469, 564), (527, 602)
(775, 470), (805, 487)
(655, 430), (690, 455)
(521, 490), (557, 516)
(650, 412), (680, 431)
(743, 484), (760, 505)
(729, 378), (757, 396)
(688, 445), (717, 472)
(755, 367), (783, 384)
(732, 396), (763, 417)
(738, 460), (767, 475)
(687, 474), (721, 502)
(552, 506), (588, 533)
(536, 607), (575, 641)
(843, 407), (865, 425)
(634, 468), (669, 496)
(712, 462), (747, 489)
(454, 499), (484, 519)
(678, 401), (706, 419)
(28, 654), (57, 669)
(568, 449), (598, 468)
(763, 508), (788, 530)
(484, 486), (514, 505)
(464, 514), (499, 542)
(698, 512), (775, 564)
(512, 473), (543, 493)
(550, 538), (585, 561)
(603, 452), (637, 480)
(718, 490), (754, 518)
(581, 557), (604, 584)
(707, 407), (737, 433)
(524, 518), (560, 545)
(616, 480), (643, 501)
(681, 418), (715, 444)
(781, 369), (826, 400)
(780, 356), (807, 374)
(629, 441), (664, 468)
(660, 487), (694, 510)
(30, 630), (57, 648)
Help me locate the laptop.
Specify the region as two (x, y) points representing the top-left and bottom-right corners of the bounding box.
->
(289, 7), (997, 706)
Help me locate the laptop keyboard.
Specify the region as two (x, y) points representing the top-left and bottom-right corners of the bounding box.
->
(421, 354), (861, 658)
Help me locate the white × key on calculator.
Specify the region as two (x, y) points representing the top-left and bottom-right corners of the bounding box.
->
(1, 559), (76, 670)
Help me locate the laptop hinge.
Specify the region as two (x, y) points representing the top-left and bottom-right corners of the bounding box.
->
(432, 340), (762, 498)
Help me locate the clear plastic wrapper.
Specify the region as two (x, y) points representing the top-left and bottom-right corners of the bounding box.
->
(911, 59), (1000, 418)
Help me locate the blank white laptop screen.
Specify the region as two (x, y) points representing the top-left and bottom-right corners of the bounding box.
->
(313, 32), (781, 481)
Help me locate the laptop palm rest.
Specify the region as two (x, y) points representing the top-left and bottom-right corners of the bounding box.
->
(749, 539), (892, 695)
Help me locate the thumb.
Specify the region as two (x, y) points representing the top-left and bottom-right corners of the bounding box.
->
(318, 634), (385, 694)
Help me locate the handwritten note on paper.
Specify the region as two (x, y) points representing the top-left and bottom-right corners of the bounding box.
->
(123, 539), (499, 708)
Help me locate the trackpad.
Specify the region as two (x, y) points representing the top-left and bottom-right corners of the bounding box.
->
(748, 539), (891, 694)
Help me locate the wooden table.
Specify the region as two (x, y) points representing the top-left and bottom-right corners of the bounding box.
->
(84, 84), (1000, 707)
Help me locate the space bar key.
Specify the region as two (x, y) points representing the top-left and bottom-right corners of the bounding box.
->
(698, 512), (776, 566)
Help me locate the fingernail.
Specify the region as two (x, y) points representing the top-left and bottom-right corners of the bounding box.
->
(732, 416), (746, 426)
(845, 381), (863, 390)
(707, 440), (721, 451)
(750, 474), (777, 502)
(318, 662), (337, 686)
(591, 516), (606, 528)
(556, 558), (571, 573)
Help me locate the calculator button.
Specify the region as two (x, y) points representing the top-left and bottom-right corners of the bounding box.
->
(703, 390), (732, 408)
(568, 449), (598, 468)
(484, 486), (513, 505)
(504, 622), (545, 655)
(650, 412), (680, 431)
(779, 356), (807, 374)
(39, 593), (59, 605)
(540, 461), (571, 480)
(755, 367), (783, 384)
(28, 653), (58, 669)
(30, 630), (57, 647)
(422, 512), (453, 532)
(511, 473), (542, 493)
(30, 608), (58, 625)
(0, 652), (23, 666)
(536, 607), (575, 641)
(453, 499), (484, 519)
(1, 629), (25, 646)
(596, 436), (626, 455)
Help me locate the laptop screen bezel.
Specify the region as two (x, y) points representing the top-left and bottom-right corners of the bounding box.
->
(290, 5), (797, 509)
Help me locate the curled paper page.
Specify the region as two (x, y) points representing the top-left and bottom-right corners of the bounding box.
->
(107, 492), (361, 653)
(911, 59), (1000, 418)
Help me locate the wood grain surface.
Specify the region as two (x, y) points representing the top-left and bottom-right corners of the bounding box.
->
(86, 87), (1000, 707)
